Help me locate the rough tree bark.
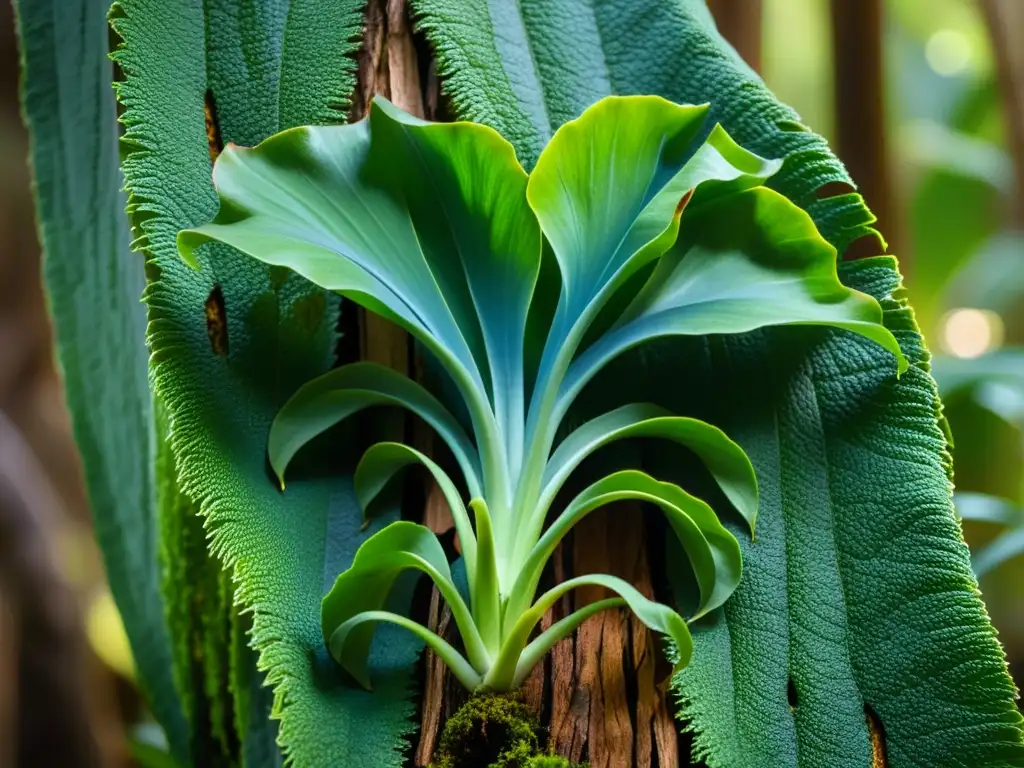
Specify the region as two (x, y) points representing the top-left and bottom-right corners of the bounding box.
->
(352, 3), (684, 765)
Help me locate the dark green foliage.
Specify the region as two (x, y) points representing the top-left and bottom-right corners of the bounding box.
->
(19, 0), (1024, 765)
(14, 0), (187, 757)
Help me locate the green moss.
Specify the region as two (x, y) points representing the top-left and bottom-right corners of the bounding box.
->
(526, 755), (587, 768)
(430, 694), (587, 768)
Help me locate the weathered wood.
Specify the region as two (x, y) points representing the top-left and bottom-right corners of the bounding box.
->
(546, 509), (679, 768)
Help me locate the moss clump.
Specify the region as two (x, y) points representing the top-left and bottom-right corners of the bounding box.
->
(525, 756), (585, 767)
(430, 694), (587, 768)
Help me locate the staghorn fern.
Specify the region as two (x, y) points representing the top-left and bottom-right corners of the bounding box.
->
(179, 94), (905, 692)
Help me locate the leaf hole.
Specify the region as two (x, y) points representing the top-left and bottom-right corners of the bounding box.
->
(787, 677), (798, 709)
(776, 119), (811, 133)
(205, 89), (223, 162)
(204, 285), (229, 357)
(865, 704), (889, 768)
(842, 232), (888, 261)
(815, 180), (857, 200)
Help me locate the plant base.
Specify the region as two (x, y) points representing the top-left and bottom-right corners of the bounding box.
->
(429, 693), (587, 768)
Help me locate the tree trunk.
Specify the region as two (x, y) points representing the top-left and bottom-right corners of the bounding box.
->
(353, 4), (683, 765)
(830, 0), (900, 262)
(981, 0), (1024, 228)
(708, 0), (763, 73)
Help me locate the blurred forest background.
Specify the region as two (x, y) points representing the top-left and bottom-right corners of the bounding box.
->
(1, 0), (1021, 764)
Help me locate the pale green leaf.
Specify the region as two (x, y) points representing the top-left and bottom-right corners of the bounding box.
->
(509, 470), (740, 624)
(269, 362), (482, 497)
(559, 187), (907, 417)
(321, 521), (487, 684)
(541, 404), (758, 531)
(355, 442), (477, 581)
(498, 572), (692, 690)
(179, 100), (541, 512)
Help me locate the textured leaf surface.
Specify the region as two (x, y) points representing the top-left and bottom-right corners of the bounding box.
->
(410, 0), (1024, 765)
(156, 401), (239, 763)
(14, 0), (187, 756)
(668, 257), (1023, 767)
(112, 0), (421, 764)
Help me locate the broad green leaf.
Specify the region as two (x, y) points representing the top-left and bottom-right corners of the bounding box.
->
(269, 362), (482, 497)
(409, 0), (1024, 764)
(184, 93), (851, 701)
(521, 99), (783, 482)
(509, 470), (740, 624)
(670, 257), (1024, 767)
(111, 0), (421, 764)
(179, 100), (542, 512)
(541, 404), (758, 531)
(183, 95), (900, 535)
(560, 187), (907, 414)
(321, 521), (487, 685)
(14, 0), (187, 757)
(514, 96), (902, 529)
(526, 101), (776, 331)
